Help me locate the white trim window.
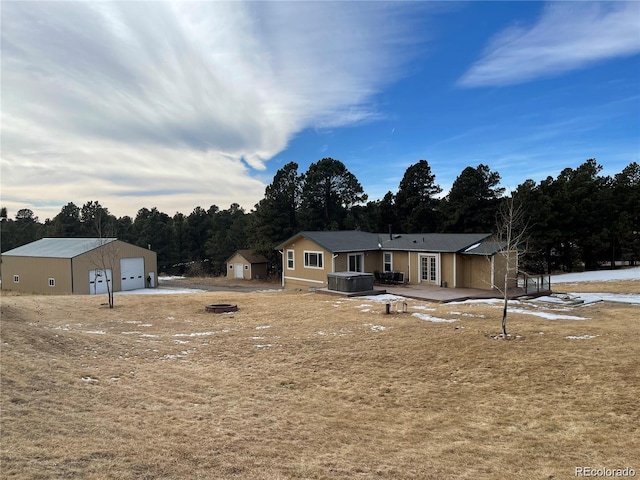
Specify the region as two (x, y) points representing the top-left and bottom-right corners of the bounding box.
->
(420, 254), (439, 284)
(286, 249), (295, 270)
(348, 253), (364, 272)
(48, 278), (55, 287)
(304, 251), (324, 269)
(383, 252), (393, 272)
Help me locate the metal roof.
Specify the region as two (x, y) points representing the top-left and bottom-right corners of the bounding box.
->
(1, 238), (118, 258)
(276, 231), (499, 254)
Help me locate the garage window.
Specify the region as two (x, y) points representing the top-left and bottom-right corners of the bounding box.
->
(13, 275), (19, 283)
(48, 278), (55, 287)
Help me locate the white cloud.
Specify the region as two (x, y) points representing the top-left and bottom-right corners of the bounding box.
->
(0, 1), (423, 218)
(459, 2), (640, 87)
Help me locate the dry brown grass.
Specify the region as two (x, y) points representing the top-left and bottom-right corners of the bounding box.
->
(1, 286), (638, 480)
(553, 279), (640, 294)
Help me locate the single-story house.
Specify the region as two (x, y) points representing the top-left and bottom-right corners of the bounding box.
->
(1, 238), (157, 295)
(226, 250), (269, 280)
(275, 230), (516, 291)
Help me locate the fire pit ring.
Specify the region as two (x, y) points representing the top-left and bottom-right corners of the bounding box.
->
(205, 303), (238, 314)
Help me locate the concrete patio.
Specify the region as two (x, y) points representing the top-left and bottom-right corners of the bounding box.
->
(316, 283), (540, 303)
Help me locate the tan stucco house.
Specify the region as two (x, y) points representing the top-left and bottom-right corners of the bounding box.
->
(1, 238), (157, 295)
(275, 230), (516, 291)
(226, 250), (269, 280)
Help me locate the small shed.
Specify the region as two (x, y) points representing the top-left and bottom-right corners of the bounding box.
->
(226, 250), (269, 280)
(1, 237), (157, 295)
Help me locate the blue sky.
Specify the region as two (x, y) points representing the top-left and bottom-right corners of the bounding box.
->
(1, 1), (639, 220)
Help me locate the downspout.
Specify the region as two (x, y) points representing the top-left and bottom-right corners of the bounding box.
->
(453, 254), (457, 288)
(491, 255), (495, 289)
(278, 250), (284, 287)
(332, 254), (338, 273)
(408, 251), (411, 283)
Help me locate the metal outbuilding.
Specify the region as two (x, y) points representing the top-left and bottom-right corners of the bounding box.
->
(1, 238), (157, 295)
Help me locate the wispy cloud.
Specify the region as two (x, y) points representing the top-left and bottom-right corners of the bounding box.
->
(459, 2), (640, 87)
(1, 1), (424, 218)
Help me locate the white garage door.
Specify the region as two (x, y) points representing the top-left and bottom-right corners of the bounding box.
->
(120, 257), (145, 291)
(89, 269), (112, 295)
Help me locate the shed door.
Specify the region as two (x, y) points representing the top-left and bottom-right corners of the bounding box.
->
(120, 257), (145, 291)
(89, 269), (112, 295)
(234, 263), (244, 279)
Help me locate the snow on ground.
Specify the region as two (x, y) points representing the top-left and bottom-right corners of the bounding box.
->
(551, 266), (640, 283)
(566, 335), (599, 340)
(570, 293), (640, 305)
(116, 287), (205, 295)
(507, 308), (588, 321)
(412, 312), (457, 323)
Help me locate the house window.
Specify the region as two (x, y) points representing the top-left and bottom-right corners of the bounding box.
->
(48, 278), (55, 287)
(383, 252), (393, 272)
(304, 251), (324, 269)
(286, 250), (294, 270)
(348, 253), (364, 272)
(13, 275), (19, 283)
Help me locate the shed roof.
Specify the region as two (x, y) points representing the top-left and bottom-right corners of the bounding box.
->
(228, 249), (269, 264)
(1, 238), (118, 259)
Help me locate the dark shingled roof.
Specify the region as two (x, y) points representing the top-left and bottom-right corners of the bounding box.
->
(276, 231), (500, 254)
(229, 249), (269, 264)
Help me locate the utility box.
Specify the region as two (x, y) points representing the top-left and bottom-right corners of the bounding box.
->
(327, 272), (374, 292)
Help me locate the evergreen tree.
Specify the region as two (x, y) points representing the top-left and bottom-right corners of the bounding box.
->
(298, 158), (367, 230)
(442, 164), (504, 233)
(395, 160), (442, 233)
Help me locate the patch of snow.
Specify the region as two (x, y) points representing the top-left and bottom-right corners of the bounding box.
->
(251, 336), (266, 340)
(84, 330), (106, 335)
(411, 305), (436, 311)
(449, 311), (485, 318)
(174, 332), (216, 337)
(115, 287), (205, 295)
(256, 325), (271, 330)
(364, 324), (387, 331)
(81, 376), (99, 383)
(158, 276), (186, 281)
(174, 340), (189, 344)
(551, 267), (640, 283)
(121, 331), (141, 335)
(566, 335), (599, 340)
(509, 308), (587, 320)
(357, 294), (406, 302)
(254, 344), (272, 349)
(412, 312), (457, 323)
(464, 242), (482, 252)
(140, 333), (158, 338)
(572, 293), (640, 305)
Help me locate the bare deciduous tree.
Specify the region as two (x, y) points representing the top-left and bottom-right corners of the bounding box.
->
(88, 212), (119, 309)
(495, 196), (528, 338)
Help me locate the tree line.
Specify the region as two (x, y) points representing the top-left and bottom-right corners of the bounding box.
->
(1, 158), (638, 275)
